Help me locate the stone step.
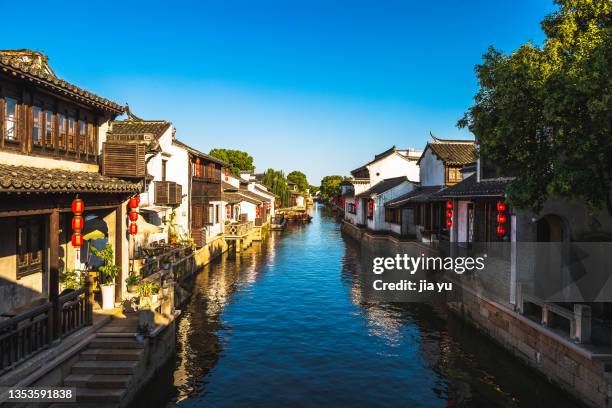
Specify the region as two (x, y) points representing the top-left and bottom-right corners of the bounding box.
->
(80, 347), (143, 361)
(65, 373), (132, 388)
(71, 360), (138, 375)
(75, 387), (126, 402)
(89, 337), (145, 349)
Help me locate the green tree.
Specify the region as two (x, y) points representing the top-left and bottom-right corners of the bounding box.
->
(309, 185), (319, 195)
(261, 168), (291, 207)
(319, 175), (346, 202)
(209, 149), (255, 177)
(458, 0), (612, 215)
(287, 171), (309, 193)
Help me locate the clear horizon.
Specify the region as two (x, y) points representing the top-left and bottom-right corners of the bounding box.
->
(1, 0), (555, 184)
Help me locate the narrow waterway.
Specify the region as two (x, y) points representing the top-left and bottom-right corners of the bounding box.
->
(142, 204), (582, 408)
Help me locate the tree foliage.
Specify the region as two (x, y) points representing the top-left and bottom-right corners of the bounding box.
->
(209, 148), (255, 177)
(459, 0), (612, 215)
(287, 171), (309, 194)
(261, 168), (291, 207)
(319, 175), (346, 202)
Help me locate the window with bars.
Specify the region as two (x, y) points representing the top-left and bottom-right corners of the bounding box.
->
(385, 208), (401, 224)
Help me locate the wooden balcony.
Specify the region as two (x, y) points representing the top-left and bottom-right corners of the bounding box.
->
(224, 221), (253, 238)
(192, 179), (222, 203)
(193, 166), (221, 183)
(154, 181), (182, 206)
(102, 142), (146, 178)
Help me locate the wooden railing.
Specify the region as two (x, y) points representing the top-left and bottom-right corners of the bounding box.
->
(0, 303), (51, 374)
(59, 287), (91, 338)
(224, 221), (253, 237)
(0, 275), (93, 374)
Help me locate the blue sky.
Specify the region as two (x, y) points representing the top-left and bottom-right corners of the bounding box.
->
(1, 0), (556, 184)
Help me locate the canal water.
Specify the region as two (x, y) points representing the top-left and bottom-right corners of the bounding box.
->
(142, 204), (582, 408)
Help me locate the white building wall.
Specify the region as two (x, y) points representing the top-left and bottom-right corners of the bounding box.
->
(367, 153), (420, 185)
(366, 181), (415, 231)
(418, 149), (445, 186)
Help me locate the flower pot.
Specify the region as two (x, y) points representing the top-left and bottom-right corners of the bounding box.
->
(127, 284), (138, 293)
(151, 294), (159, 304)
(101, 284), (115, 310)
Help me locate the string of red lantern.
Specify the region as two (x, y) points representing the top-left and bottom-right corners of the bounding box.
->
(496, 200), (507, 237)
(445, 200), (453, 229)
(224, 167), (229, 182)
(368, 198), (374, 216)
(129, 195), (139, 235)
(226, 204), (231, 220)
(354, 197), (358, 210)
(195, 158), (201, 177)
(71, 197), (84, 247)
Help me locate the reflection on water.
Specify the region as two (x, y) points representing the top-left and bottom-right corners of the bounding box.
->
(139, 204), (583, 408)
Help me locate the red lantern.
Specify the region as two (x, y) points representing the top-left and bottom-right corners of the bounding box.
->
(497, 213), (507, 224)
(71, 233), (83, 248)
(71, 198), (84, 215)
(224, 167), (229, 181)
(496, 201), (506, 212)
(368, 199), (374, 214)
(446, 210), (453, 219)
(195, 158), (201, 177)
(256, 206), (261, 217)
(446, 200), (453, 210)
(129, 222), (138, 235)
(497, 224), (506, 237)
(72, 216), (84, 231)
(446, 219), (453, 228)
(129, 211), (139, 222)
(129, 197), (139, 209)
(354, 198), (358, 209)
(135, 195), (140, 205)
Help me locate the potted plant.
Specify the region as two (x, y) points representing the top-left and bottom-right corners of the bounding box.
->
(167, 211), (178, 244)
(91, 243), (120, 310)
(126, 272), (140, 293)
(150, 282), (160, 304)
(137, 280), (158, 309)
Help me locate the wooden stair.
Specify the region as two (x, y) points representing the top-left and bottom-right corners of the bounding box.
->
(52, 316), (144, 408)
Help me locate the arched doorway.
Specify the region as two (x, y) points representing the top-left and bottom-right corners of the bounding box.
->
(536, 214), (566, 242)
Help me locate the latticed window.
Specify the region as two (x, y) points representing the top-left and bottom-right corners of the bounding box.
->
(32, 106), (43, 146)
(17, 217), (44, 279)
(67, 116), (76, 151)
(58, 113), (67, 149)
(45, 110), (54, 147)
(3, 96), (18, 142)
(79, 120), (87, 154)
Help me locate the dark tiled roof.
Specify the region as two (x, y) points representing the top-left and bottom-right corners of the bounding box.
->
(440, 174), (511, 198)
(385, 185), (445, 208)
(417, 141), (476, 166)
(0, 50), (124, 113)
(223, 192), (262, 205)
(255, 185), (278, 198)
(357, 176), (408, 197)
(109, 120), (171, 139)
(0, 164), (140, 194)
(240, 188), (271, 203)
